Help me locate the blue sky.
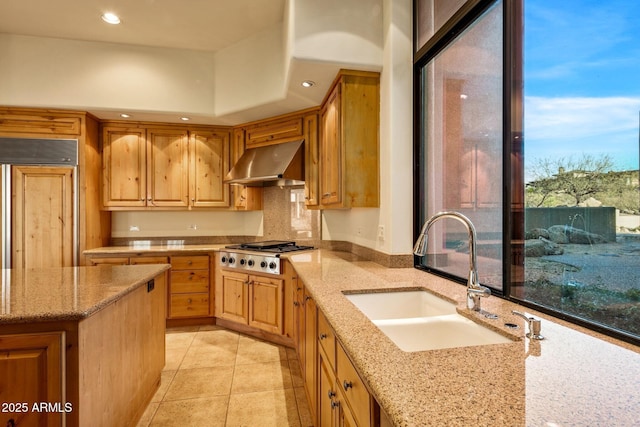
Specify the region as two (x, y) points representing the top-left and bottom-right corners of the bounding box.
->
(524, 0), (640, 175)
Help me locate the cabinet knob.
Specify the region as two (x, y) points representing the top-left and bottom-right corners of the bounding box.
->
(319, 333), (327, 340)
(293, 301), (300, 307)
(328, 390), (336, 399)
(343, 380), (353, 391)
(305, 295), (312, 301)
(331, 400), (340, 410)
(187, 298), (193, 303)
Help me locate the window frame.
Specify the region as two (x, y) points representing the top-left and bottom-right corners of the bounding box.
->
(412, 0), (640, 346)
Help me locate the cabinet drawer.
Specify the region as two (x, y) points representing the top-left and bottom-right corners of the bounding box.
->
(170, 270), (210, 293)
(130, 256), (169, 265)
(171, 255), (209, 270)
(170, 293), (210, 317)
(88, 257), (129, 266)
(317, 310), (336, 369)
(245, 117), (303, 148)
(337, 342), (371, 427)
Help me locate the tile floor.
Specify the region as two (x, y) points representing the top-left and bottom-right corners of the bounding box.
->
(137, 325), (314, 427)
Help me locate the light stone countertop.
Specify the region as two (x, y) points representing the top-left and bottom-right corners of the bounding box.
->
(0, 264), (170, 324)
(286, 250), (640, 427)
(83, 243), (228, 255)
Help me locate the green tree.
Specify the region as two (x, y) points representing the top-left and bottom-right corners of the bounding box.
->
(526, 154), (615, 206)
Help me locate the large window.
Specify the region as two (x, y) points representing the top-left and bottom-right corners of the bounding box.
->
(414, 0), (640, 344)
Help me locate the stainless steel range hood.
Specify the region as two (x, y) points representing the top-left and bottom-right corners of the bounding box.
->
(225, 139), (305, 187)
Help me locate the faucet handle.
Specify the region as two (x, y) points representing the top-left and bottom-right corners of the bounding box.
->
(512, 310), (544, 340)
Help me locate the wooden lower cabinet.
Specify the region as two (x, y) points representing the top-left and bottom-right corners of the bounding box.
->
(168, 255), (211, 319)
(0, 332), (65, 427)
(215, 269), (284, 334)
(314, 309), (379, 427)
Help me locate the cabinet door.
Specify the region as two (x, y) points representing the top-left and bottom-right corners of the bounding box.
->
(304, 112), (320, 207)
(319, 354), (339, 427)
(190, 130), (230, 207)
(230, 128), (263, 211)
(216, 271), (249, 324)
(248, 275), (284, 334)
(102, 126), (147, 207)
(319, 84), (342, 206)
(0, 332), (64, 427)
(12, 166), (74, 268)
(147, 128), (189, 207)
(303, 290), (317, 417)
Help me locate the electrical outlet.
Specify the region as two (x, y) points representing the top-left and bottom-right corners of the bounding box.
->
(188, 224), (198, 230)
(129, 225), (140, 231)
(377, 225), (385, 241)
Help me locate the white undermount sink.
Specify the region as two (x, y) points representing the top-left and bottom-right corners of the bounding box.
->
(345, 290), (513, 352)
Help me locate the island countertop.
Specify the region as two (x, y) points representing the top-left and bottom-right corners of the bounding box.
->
(0, 264), (171, 324)
(287, 250), (640, 427)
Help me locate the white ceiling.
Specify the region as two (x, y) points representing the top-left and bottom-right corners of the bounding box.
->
(0, 0), (286, 52)
(0, 0), (333, 124)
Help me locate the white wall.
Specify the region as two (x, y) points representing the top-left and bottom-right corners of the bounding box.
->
(0, 34), (217, 116)
(321, 0), (414, 255)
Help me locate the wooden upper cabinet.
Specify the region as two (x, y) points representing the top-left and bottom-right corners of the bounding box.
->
(101, 123), (231, 210)
(190, 130), (230, 208)
(303, 111), (320, 208)
(319, 70), (380, 209)
(230, 127), (263, 211)
(102, 126), (147, 207)
(147, 128), (190, 208)
(245, 116), (303, 149)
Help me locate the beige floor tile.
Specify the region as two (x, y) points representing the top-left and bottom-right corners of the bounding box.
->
(226, 389), (301, 427)
(293, 386), (314, 427)
(236, 335), (288, 365)
(180, 343), (237, 369)
(191, 328), (240, 349)
(164, 346), (188, 371)
(136, 402), (159, 427)
(151, 370), (177, 403)
(164, 366), (234, 401)
(150, 396), (229, 427)
(165, 331), (197, 350)
(231, 360), (293, 394)
(289, 358), (304, 388)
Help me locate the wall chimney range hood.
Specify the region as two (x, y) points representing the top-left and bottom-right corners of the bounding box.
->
(224, 139), (305, 187)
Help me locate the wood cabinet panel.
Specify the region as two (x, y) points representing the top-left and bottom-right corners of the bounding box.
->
(190, 130), (230, 207)
(102, 126), (147, 207)
(319, 70), (380, 209)
(0, 111), (81, 136)
(129, 256), (169, 265)
(147, 128), (190, 207)
(230, 127), (263, 211)
(318, 310), (336, 370)
(216, 270), (250, 324)
(12, 166), (74, 268)
(171, 255), (209, 270)
(248, 275), (283, 334)
(303, 111), (320, 208)
(0, 332), (64, 427)
(337, 342), (372, 427)
(170, 271), (210, 293)
(169, 293), (210, 318)
(245, 116), (303, 148)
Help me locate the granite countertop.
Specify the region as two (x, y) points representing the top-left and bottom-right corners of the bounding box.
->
(287, 250), (640, 427)
(0, 264), (170, 324)
(83, 243), (228, 255)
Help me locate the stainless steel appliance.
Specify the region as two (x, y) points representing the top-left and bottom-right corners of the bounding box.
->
(219, 240), (314, 275)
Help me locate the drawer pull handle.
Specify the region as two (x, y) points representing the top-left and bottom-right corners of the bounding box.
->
(319, 333), (327, 340)
(187, 298), (192, 303)
(343, 380), (353, 391)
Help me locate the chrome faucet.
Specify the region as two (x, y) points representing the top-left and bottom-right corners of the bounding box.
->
(414, 211), (491, 311)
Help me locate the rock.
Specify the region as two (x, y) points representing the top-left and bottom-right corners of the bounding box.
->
(578, 197), (602, 207)
(547, 225), (607, 244)
(525, 238), (564, 257)
(525, 228), (550, 240)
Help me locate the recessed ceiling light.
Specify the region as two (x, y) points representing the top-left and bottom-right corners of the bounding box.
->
(101, 13), (121, 25)
(120, 113), (131, 118)
(180, 117), (190, 121)
(301, 80), (315, 88)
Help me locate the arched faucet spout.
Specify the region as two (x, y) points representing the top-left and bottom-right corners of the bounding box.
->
(413, 211), (491, 311)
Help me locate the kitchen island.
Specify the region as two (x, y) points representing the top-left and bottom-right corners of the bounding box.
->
(0, 264), (170, 427)
(287, 250), (640, 427)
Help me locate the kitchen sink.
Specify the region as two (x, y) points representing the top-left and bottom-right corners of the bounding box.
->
(344, 290), (513, 352)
